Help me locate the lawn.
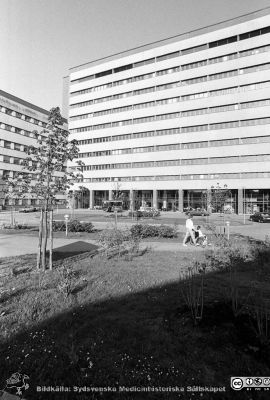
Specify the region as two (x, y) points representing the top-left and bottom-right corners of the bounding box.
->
(0, 239), (270, 399)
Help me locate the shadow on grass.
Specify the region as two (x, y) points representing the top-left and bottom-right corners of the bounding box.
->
(0, 256), (270, 400)
(52, 241), (99, 262)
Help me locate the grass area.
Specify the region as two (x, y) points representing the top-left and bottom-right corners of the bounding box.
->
(0, 240), (270, 399)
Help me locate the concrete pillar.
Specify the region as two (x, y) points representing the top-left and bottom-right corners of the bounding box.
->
(109, 190), (113, 200)
(141, 191), (145, 207)
(89, 190), (94, 209)
(129, 190), (134, 211)
(162, 190), (167, 210)
(178, 189), (184, 212)
(153, 190), (157, 209)
(238, 188), (243, 214)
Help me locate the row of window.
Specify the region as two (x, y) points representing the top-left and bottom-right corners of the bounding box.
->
(78, 135), (270, 158)
(81, 154), (270, 170)
(70, 25), (270, 85)
(70, 63), (270, 133)
(71, 44), (270, 104)
(77, 119), (270, 147)
(0, 106), (47, 128)
(72, 115), (270, 141)
(70, 96), (270, 122)
(70, 45), (270, 100)
(1, 155), (24, 165)
(1, 140), (28, 152)
(72, 79), (270, 118)
(83, 171), (270, 183)
(0, 121), (46, 140)
(70, 71), (270, 112)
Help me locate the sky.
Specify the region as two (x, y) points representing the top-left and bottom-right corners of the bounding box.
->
(1, 0), (270, 115)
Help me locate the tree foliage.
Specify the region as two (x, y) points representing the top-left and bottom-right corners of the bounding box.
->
(209, 183), (231, 213)
(4, 107), (83, 269)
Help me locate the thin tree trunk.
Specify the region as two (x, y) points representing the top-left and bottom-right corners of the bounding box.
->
(37, 209), (43, 270)
(10, 206), (14, 226)
(42, 206), (48, 271)
(49, 210), (53, 270)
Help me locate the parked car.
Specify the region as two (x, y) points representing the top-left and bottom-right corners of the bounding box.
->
(112, 205), (123, 213)
(93, 205), (102, 210)
(249, 212), (270, 223)
(139, 206), (157, 213)
(183, 207), (195, 213)
(19, 206), (40, 213)
(185, 208), (209, 216)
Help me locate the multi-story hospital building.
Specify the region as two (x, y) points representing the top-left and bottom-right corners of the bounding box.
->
(0, 90), (67, 209)
(66, 7), (270, 213)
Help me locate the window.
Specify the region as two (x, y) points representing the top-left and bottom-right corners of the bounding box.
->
(182, 60), (207, 70)
(14, 143), (21, 151)
(156, 51), (180, 62)
(209, 156), (239, 164)
(156, 82), (179, 91)
(13, 158), (21, 165)
(3, 155), (11, 163)
(134, 58), (155, 68)
(209, 35), (237, 48)
(239, 27), (270, 40)
(156, 144), (180, 151)
(240, 63), (270, 75)
(182, 158), (208, 165)
(181, 43), (207, 55)
(209, 70), (237, 80)
(156, 160), (180, 167)
(4, 141), (11, 149)
(210, 121), (238, 130)
(182, 124), (208, 133)
(156, 67), (179, 76)
(113, 64), (132, 73)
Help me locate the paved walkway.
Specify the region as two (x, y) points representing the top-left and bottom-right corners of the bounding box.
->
(0, 233), (204, 258)
(0, 209), (269, 258)
(0, 234), (97, 258)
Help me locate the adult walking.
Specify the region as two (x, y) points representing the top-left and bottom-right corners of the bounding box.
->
(183, 213), (196, 246)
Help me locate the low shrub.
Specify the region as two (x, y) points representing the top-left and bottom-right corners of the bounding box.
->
(57, 267), (76, 298)
(128, 210), (160, 219)
(98, 228), (130, 250)
(52, 219), (94, 233)
(1, 223), (36, 230)
(130, 224), (177, 238)
(204, 238), (257, 271)
(157, 224), (178, 238)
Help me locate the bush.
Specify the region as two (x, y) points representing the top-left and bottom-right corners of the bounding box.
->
(157, 224), (178, 238)
(52, 219), (94, 233)
(130, 224), (177, 238)
(1, 223), (37, 230)
(98, 228), (129, 250)
(128, 210), (160, 219)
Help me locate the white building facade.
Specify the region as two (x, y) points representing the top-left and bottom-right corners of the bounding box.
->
(67, 8), (270, 213)
(0, 90), (66, 209)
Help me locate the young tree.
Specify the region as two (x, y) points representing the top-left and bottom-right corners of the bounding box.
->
(67, 185), (88, 216)
(209, 183), (231, 213)
(5, 107), (83, 270)
(2, 180), (20, 226)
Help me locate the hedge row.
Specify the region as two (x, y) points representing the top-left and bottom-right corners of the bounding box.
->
(130, 224), (177, 238)
(52, 219), (94, 233)
(128, 210), (160, 218)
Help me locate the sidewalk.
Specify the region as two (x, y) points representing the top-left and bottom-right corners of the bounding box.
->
(0, 233), (202, 258)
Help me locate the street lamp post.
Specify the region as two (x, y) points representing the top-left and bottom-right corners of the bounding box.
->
(64, 214), (69, 237)
(226, 221), (230, 240)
